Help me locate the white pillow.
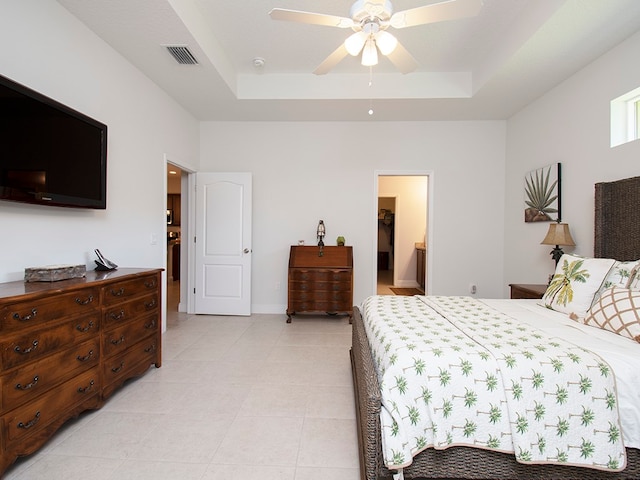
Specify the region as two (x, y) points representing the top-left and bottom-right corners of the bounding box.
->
(540, 254), (615, 319)
(627, 264), (640, 291)
(603, 260), (639, 288)
(584, 286), (640, 342)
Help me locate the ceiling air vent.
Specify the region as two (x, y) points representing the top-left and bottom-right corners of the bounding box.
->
(165, 45), (198, 65)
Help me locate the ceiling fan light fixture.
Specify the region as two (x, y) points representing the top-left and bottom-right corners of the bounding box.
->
(361, 38), (378, 66)
(375, 30), (397, 56)
(345, 31), (367, 56)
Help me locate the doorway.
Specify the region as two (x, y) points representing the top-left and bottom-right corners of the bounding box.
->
(166, 163), (183, 313)
(377, 197), (396, 294)
(375, 173), (430, 295)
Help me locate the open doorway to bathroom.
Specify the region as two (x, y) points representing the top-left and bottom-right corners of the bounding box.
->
(376, 174), (429, 295)
(166, 163), (183, 313)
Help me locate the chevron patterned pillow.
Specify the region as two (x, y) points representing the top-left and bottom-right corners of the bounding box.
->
(584, 286), (640, 342)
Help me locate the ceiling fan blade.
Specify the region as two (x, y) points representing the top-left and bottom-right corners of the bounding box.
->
(313, 44), (349, 75)
(390, 0), (482, 29)
(385, 41), (418, 74)
(269, 8), (354, 28)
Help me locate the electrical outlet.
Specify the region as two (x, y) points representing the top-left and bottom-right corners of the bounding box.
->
(470, 284), (477, 294)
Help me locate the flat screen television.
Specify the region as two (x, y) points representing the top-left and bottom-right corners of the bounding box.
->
(0, 74), (107, 209)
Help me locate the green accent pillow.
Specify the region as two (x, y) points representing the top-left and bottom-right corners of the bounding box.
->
(541, 254), (615, 319)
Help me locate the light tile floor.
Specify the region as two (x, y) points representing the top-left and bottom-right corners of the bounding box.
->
(3, 283), (360, 480)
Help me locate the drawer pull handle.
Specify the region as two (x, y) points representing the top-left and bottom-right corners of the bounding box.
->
(75, 295), (94, 305)
(18, 411), (40, 430)
(144, 278), (157, 288)
(144, 299), (157, 310)
(144, 343), (157, 353)
(77, 379), (95, 394)
(77, 350), (94, 362)
(13, 309), (37, 322)
(144, 319), (157, 329)
(110, 335), (125, 345)
(16, 376), (39, 391)
(111, 362), (125, 373)
(14, 340), (38, 355)
(110, 287), (125, 297)
(109, 310), (125, 321)
(76, 321), (95, 332)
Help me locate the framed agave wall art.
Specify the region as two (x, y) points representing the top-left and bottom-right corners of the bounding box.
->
(524, 163), (561, 222)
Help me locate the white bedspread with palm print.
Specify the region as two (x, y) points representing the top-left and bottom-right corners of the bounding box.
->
(361, 295), (626, 472)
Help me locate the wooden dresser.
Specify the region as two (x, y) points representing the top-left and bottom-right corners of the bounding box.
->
(287, 245), (353, 323)
(0, 268), (162, 475)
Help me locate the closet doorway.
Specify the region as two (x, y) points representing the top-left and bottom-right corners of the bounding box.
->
(375, 173), (430, 295)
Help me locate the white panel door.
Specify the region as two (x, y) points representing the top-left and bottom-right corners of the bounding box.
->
(194, 172), (252, 315)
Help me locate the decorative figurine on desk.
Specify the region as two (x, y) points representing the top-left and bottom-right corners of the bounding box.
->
(317, 220), (326, 256)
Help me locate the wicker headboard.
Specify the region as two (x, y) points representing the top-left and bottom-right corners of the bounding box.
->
(594, 176), (640, 261)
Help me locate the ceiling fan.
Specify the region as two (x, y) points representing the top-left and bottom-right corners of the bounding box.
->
(269, 0), (483, 75)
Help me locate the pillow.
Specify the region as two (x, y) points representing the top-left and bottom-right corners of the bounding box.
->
(584, 286), (640, 342)
(540, 254), (615, 319)
(627, 264), (640, 291)
(593, 260), (640, 303)
(603, 260), (639, 288)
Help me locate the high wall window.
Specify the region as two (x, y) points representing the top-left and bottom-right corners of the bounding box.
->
(611, 87), (640, 147)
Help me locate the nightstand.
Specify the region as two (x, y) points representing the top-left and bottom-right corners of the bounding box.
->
(509, 283), (548, 299)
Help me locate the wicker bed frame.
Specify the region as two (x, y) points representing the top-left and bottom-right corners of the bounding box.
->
(350, 176), (640, 480)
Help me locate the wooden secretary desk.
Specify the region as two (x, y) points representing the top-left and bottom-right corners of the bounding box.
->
(286, 245), (353, 323)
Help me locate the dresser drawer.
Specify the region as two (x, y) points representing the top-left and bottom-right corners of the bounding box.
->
(103, 293), (158, 327)
(102, 274), (159, 306)
(1, 339), (99, 411)
(0, 288), (99, 332)
(102, 314), (159, 358)
(289, 300), (351, 313)
(0, 314), (100, 371)
(102, 336), (159, 387)
(288, 290), (351, 302)
(3, 367), (99, 446)
(289, 269), (350, 283)
(289, 280), (351, 293)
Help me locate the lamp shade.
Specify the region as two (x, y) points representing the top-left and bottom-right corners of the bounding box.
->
(375, 31), (398, 55)
(361, 38), (378, 66)
(345, 31), (367, 56)
(541, 222), (576, 246)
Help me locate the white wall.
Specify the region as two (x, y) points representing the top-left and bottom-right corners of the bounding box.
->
(200, 121), (506, 312)
(0, 2), (199, 288)
(505, 30), (640, 290)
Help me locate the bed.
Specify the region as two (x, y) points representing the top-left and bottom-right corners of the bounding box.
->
(350, 175), (640, 480)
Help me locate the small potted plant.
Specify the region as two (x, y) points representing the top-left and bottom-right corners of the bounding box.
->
(336, 236), (345, 246)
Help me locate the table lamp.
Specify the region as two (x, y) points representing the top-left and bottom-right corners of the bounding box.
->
(541, 222), (575, 266)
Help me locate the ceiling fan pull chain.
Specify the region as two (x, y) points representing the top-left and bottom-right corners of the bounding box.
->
(369, 67), (374, 116)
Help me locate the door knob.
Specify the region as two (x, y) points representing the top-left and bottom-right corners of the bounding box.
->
(243, 248), (251, 254)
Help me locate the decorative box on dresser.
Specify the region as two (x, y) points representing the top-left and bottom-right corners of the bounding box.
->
(287, 245), (353, 323)
(0, 268), (162, 476)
